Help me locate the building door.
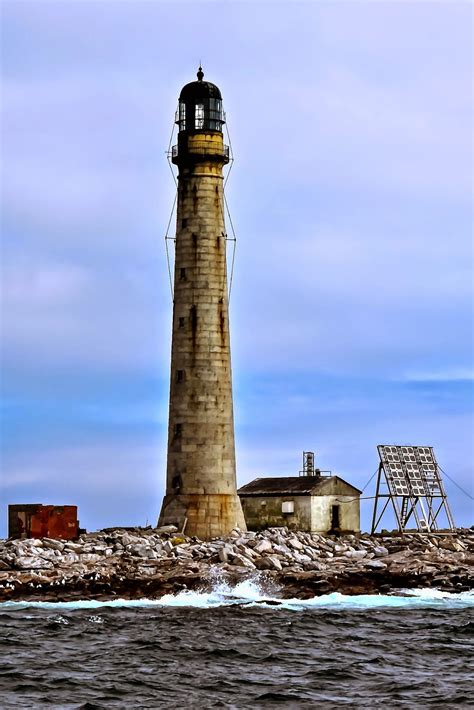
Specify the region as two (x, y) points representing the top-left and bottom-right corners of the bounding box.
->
(331, 504), (340, 531)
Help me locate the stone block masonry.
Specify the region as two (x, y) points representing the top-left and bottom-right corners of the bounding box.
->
(158, 127), (246, 538)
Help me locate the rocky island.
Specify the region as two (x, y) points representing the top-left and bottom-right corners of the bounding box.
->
(1, 527), (473, 603)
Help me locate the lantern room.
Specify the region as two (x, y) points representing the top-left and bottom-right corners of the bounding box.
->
(176, 66), (225, 133)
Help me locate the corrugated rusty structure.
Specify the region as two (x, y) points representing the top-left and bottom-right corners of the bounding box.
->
(8, 504), (79, 540)
(158, 67), (246, 539)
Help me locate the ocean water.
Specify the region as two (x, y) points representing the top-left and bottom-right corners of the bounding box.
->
(1, 580), (473, 708)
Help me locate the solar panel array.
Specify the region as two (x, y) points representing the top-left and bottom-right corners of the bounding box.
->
(377, 445), (441, 498)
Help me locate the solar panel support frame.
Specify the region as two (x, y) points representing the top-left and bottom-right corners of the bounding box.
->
(370, 445), (456, 534)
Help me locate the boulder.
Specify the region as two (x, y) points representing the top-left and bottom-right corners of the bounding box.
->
(229, 553), (255, 569)
(42, 539), (65, 552)
(344, 550), (367, 560)
(267, 556), (283, 571)
(63, 543), (83, 553)
(80, 553), (102, 563)
(365, 560), (387, 570)
(155, 525), (178, 534)
(15, 557), (54, 570)
(254, 539), (273, 554)
(439, 539), (465, 553)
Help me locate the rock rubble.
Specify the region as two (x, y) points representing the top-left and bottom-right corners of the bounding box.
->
(0, 526), (473, 602)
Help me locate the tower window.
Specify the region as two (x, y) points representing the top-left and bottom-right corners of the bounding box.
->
(195, 103), (204, 129)
(181, 218), (188, 228)
(176, 369), (185, 383)
(178, 316), (185, 329)
(180, 268), (186, 281)
(178, 102), (186, 131)
(174, 423), (182, 438)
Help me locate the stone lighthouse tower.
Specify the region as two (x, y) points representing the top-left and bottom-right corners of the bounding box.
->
(158, 68), (246, 539)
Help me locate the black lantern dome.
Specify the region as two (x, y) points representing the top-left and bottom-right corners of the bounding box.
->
(176, 67), (225, 133)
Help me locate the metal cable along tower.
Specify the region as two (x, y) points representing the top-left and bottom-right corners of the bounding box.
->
(371, 445), (456, 534)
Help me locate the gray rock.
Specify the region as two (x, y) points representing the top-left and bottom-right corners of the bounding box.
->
(129, 544), (150, 558)
(58, 553), (80, 565)
(63, 543), (83, 553)
(365, 560), (387, 570)
(292, 552), (312, 564)
(254, 539), (272, 554)
(267, 555), (283, 571)
(80, 553), (102, 563)
(439, 539), (465, 552)
(38, 549), (60, 561)
(344, 550), (367, 560)
(304, 561), (325, 571)
(218, 548), (229, 563)
(230, 553), (255, 569)
(155, 525), (178, 534)
(373, 546), (389, 557)
(42, 539), (65, 552)
(15, 557), (53, 570)
(273, 543), (291, 555)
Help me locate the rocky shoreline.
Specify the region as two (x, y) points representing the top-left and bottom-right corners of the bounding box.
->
(1, 526), (473, 603)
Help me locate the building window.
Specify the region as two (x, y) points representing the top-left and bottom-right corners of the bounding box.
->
(178, 316), (185, 329)
(282, 501), (294, 514)
(180, 268), (186, 281)
(174, 423), (182, 438)
(182, 218), (187, 228)
(176, 369), (184, 383)
(195, 103), (204, 129)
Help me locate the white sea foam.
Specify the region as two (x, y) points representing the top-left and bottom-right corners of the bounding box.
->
(1, 581), (473, 612)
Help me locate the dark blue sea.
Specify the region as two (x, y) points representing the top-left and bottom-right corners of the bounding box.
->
(1, 581), (473, 708)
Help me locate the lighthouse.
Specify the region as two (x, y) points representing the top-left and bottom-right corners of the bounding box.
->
(158, 68), (247, 539)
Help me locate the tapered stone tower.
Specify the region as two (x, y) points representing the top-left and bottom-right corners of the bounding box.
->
(158, 68), (246, 539)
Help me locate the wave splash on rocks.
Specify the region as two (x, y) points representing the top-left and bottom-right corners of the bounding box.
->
(1, 525), (473, 602)
(2, 577), (473, 611)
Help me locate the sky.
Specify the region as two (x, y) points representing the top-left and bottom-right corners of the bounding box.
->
(1, 0), (473, 537)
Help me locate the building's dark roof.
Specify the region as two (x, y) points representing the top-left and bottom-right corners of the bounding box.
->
(179, 67), (222, 102)
(238, 476), (362, 496)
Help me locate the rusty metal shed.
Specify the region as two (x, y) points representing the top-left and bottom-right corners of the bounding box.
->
(8, 504), (79, 540)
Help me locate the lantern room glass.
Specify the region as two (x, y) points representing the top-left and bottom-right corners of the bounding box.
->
(177, 99), (225, 133)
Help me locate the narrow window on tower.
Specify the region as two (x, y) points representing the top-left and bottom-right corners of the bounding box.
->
(176, 369), (185, 383)
(195, 103), (204, 129)
(179, 102), (186, 131)
(178, 316), (185, 329)
(181, 218), (188, 228)
(180, 268), (186, 281)
(174, 423), (182, 438)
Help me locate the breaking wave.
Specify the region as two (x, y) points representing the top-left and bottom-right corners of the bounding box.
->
(2, 578), (473, 612)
